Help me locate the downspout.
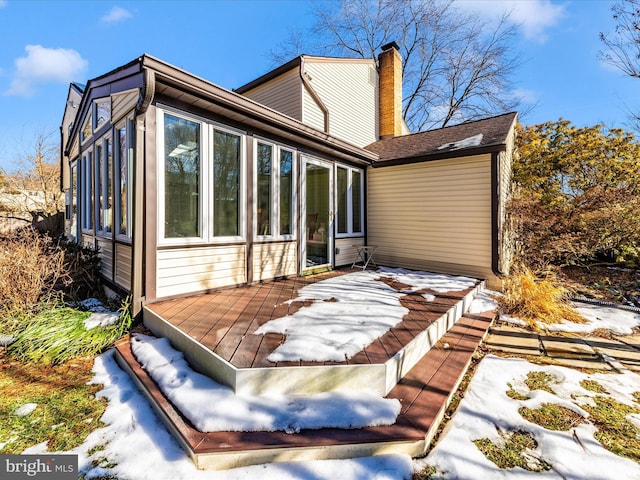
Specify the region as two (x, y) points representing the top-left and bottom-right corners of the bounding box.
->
(491, 151), (501, 278)
(131, 64), (155, 318)
(299, 58), (329, 133)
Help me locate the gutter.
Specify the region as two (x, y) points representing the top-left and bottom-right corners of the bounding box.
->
(300, 57), (330, 134)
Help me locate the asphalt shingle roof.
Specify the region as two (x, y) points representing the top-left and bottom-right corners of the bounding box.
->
(365, 112), (517, 163)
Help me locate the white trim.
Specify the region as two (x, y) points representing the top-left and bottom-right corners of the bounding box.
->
(334, 163), (364, 239)
(253, 138), (297, 242)
(157, 107), (247, 246)
(301, 155), (334, 272)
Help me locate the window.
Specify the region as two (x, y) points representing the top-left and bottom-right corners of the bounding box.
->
(116, 121), (132, 238)
(254, 140), (296, 239)
(159, 109), (246, 243)
(81, 152), (93, 230)
(164, 113), (201, 239)
(335, 165), (364, 236)
(95, 136), (113, 235)
(70, 162), (78, 241)
(213, 129), (241, 237)
(94, 99), (111, 130)
(81, 113), (92, 143)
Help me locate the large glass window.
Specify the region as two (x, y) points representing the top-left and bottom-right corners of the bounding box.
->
(116, 124), (130, 238)
(104, 138), (113, 233)
(94, 99), (111, 130)
(257, 143), (272, 236)
(70, 162), (78, 240)
(335, 165), (364, 236)
(95, 144), (103, 231)
(164, 114), (200, 238)
(255, 140), (295, 239)
(213, 130), (241, 237)
(81, 152), (93, 230)
(280, 149), (293, 236)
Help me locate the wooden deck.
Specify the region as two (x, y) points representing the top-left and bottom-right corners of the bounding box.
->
(114, 310), (494, 469)
(144, 267), (478, 370)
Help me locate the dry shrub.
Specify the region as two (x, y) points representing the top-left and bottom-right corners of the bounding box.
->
(500, 266), (586, 330)
(0, 229), (66, 319)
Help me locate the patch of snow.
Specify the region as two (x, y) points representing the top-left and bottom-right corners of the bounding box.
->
(131, 334), (400, 433)
(437, 133), (483, 151)
(416, 355), (640, 479)
(64, 350), (413, 480)
(14, 403), (37, 416)
(83, 312), (120, 330)
(256, 268), (477, 362)
(22, 442), (48, 454)
(468, 289), (500, 314)
(77, 297), (110, 313)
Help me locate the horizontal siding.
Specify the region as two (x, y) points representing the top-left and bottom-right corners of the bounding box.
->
(115, 243), (132, 291)
(335, 237), (364, 266)
(96, 237), (113, 280)
(304, 61), (377, 148)
(156, 245), (246, 298)
(111, 89), (139, 123)
(367, 155), (493, 279)
(241, 69), (302, 120)
(253, 242), (297, 281)
(302, 87), (325, 131)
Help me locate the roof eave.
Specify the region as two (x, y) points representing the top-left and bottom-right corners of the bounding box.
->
(370, 143), (507, 168)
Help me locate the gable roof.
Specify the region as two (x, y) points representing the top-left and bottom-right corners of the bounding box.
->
(234, 55), (375, 94)
(366, 112), (517, 166)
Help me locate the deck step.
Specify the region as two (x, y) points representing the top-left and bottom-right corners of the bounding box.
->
(142, 282), (484, 396)
(113, 310), (494, 470)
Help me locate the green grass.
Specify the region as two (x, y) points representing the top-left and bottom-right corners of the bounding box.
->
(584, 396), (640, 462)
(473, 430), (551, 472)
(581, 379), (607, 394)
(0, 354), (107, 454)
(519, 403), (584, 431)
(506, 382), (529, 400)
(8, 300), (132, 364)
(524, 371), (557, 394)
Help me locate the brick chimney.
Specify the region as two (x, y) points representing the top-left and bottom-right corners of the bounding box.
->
(378, 41), (403, 139)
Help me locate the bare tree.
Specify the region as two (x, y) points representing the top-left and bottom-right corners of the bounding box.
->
(272, 0), (522, 131)
(0, 130), (63, 218)
(600, 0), (640, 78)
(600, 0), (640, 129)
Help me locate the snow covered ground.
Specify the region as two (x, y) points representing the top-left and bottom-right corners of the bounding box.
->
(15, 272), (640, 479)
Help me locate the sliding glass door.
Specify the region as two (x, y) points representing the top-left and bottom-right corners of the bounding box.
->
(303, 157), (333, 271)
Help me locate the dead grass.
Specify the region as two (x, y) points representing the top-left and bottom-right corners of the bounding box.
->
(0, 229), (65, 321)
(519, 403), (584, 431)
(473, 429), (551, 472)
(500, 267), (586, 330)
(0, 351), (106, 453)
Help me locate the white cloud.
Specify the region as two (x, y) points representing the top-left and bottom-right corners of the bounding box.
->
(513, 87), (539, 104)
(456, 0), (565, 42)
(101, 6), (132, 24)
(4, 45), (88, 96)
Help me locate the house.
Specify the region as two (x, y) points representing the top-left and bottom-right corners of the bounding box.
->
(60, 43), (516, 316)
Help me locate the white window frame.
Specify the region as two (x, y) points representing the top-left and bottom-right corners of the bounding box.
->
(253, 138), (297, 241)
(157, 106), (246, 245)
(335, 164), (364, 238)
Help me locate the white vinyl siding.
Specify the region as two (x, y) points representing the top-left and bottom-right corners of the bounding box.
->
(240, 69), (302, 120)
(303, 61), (377, 148)
(115, 243), (132, 290)
(301, 87), (325, 132)
(335, 237), (364, 267)
(367, 155), (494, 280)
(253, 242), (297, 281)
(156, 245), (247, 298)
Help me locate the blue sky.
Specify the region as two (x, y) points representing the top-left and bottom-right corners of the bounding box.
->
(0, 0), (637, 171)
